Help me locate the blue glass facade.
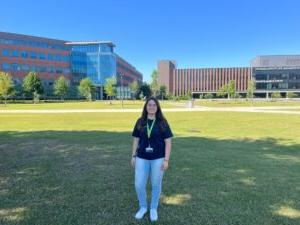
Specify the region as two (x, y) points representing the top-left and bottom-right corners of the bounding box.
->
(69, 43), (116, 86)
(253, 68), (300, 91)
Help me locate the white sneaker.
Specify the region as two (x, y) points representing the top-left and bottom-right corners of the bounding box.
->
(135, 207), (147, 220)
(150, 209), (158, 222)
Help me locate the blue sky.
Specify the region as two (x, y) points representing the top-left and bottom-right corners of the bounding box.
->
(1, 0), (300, 82)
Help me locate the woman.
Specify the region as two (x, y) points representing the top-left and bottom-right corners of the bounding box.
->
(131, 96), (173, 222)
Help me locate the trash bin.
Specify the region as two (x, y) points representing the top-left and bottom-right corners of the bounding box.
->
(188, 99), (194, 108)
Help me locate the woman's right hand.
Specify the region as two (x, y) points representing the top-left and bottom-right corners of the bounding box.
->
(131, 157), (136, 168)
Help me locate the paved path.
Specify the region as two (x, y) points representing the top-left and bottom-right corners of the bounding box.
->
(0, 106), (300, 115)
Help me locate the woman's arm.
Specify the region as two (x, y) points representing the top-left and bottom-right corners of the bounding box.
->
(132, 137), (139, 156)
(162, 138), (172, 170)
(131, 137), (139, 167)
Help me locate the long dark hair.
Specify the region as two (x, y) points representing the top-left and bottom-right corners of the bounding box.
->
(137, 97), (169, 132)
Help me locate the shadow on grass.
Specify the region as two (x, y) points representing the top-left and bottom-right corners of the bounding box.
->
(0, 131), (299, 225)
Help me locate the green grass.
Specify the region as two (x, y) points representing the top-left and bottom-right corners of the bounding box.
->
(0, 100), (185, 110)
(0, 111), (300, 224)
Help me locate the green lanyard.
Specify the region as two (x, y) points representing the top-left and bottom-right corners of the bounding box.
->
(147, 118), (156, 139)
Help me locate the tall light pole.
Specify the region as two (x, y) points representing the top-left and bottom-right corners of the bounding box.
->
(120, 73), (124, 109)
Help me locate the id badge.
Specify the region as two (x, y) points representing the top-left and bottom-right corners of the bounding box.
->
(145, 145), (153, 153)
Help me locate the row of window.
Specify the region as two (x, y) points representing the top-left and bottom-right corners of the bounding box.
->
(72, 45), (99, 53)
(117, 64), (142, 77)
(256, 83), (300, 89)
(2, 63), (70, 74)
(0, 38), (69, 50)
(72, 66), (88, 74)
(71, 44), (113, 53)
(118, 74), (134, 83)
(255, 73), (300, 80)
(1, 49), (70, 62)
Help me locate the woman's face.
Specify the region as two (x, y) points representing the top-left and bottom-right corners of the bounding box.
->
(146, 99), (158, 115)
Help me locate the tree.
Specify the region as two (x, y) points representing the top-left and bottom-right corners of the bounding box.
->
(54, 75), (70, 101)
(78, 78), (95, 101)
(228, 80), (236, 99)
(186, 90), (192, 100)
(271, 91), (281, 100)
(217, 85), (227, 98)
(204, 93), (213, 99)
(129, 80), (139, 100)
(139, 92), (144, 100)
(104, 77), (117, 104)
(246, 79), (256, 103)
(159, 84), (167, 100)
(138, 82), (151, 99)
(150, 70), (160, 97)
(217, 84), (228, 98)
(0, 72), (15, 106)
(22, 72), (44, 103)
(287, 92), (297, 98)
(217, 80), (235, 99)
(246, 78), (256, 105)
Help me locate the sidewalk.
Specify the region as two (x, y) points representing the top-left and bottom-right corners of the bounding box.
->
(1, 106), (300, 114)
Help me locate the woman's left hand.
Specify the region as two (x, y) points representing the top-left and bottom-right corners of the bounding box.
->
(161, 160), (169, 171)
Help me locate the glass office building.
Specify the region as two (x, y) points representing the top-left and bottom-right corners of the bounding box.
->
(254, 68), (300, 90)
(67, 41), (116, 98)
(251, 55), (300, 97)
(68, 42), (116, 86)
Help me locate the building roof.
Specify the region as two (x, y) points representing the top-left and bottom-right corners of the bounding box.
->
(0, 31), (67, 44)
(65, 41), (115, 47)
(251, 55), (300, 67)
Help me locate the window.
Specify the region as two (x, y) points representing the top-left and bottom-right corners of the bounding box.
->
(39, 53), (46, 60)
(21, 51), (28, 58)
(63, 55), (70, 62)
(40, 66), (47, 72)
(56, 67), (63, 73)
(50, 66), (55, 73)
(55, 54), (62, 61)
(100, 44), (112, 53)
(30, 51), (37, 59)
(255, 74), (267, 80)
(2, 63), (10, 71)
(31, 65), (36, 72)
(11, 63), (20, 71)
(12, 50), (19, 57)
(48, 53), (54, 60)
(21, 64), (30, 71)
(2, 49), (9, 57)
(63, 68), (70, 74)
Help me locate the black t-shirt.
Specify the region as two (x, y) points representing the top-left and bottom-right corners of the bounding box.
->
(132, 118), (173, 160)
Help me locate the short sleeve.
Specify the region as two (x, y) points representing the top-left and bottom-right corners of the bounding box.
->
(132, 119), (141, 138)
(162, 123), (173, 139)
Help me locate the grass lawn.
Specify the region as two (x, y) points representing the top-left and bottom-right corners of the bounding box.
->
(0, 111), (299, 224)
(0, 100), (184, 110)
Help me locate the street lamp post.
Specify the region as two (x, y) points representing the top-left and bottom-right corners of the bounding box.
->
(120, 73), (124, 109)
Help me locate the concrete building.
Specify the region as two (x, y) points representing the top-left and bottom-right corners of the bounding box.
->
(158, 55), (300, 98)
